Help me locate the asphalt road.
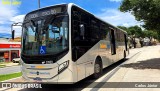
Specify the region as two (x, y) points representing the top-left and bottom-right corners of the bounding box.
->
(0, 65), (21, 75)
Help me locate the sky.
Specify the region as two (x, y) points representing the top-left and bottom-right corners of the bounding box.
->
(0, 0), (141, 38)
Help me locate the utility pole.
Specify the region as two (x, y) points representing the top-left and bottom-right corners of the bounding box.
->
(38, 0), (40, 8)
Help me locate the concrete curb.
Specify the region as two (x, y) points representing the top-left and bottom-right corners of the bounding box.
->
(5, 65), (20, 67)
(0, 64), (19, 68)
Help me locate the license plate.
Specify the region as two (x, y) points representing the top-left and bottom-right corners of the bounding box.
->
(33, 77), (42, 82)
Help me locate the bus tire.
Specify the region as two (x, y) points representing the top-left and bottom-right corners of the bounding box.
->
(93, 58), (102, 79)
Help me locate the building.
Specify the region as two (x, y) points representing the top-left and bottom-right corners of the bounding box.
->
(0, 38), (21, 62)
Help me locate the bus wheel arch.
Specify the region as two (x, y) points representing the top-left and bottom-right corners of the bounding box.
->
(92, 56), (103, 79)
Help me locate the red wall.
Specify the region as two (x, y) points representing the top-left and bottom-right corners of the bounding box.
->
(0, 44), (21, 48)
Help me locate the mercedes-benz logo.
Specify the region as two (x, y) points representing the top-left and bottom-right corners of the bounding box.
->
(37, 71), (39, 75)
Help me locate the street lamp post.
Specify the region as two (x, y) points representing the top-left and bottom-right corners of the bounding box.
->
(38, 0), (40, 8)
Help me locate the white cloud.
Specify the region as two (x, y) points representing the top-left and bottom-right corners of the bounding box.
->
(0, 2), (18, 24)
(10, 15), (25, 23)
(0, 1), (25, 37)
(109, 0), (122, 2)
(0, 25), (22, 37)
(0, 26), (11, 33)
(96, 8), (142, 27)
(11, 15), (25, 37)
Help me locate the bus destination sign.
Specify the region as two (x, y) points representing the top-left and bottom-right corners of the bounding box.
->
(25, 7), (64, 20)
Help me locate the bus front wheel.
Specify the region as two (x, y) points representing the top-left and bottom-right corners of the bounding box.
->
(93, 59), (102, 79)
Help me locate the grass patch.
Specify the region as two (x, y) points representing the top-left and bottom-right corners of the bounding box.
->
(0, 72), (22, 81)
(0, 65), (6, 68)
(0, 62), (5, 64)
(0, 62), (19, 68)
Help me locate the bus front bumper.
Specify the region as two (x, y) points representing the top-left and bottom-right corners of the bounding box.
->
(21, 64), (74, 84)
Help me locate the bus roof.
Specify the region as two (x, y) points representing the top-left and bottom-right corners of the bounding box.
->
(24, 3), (127, 34)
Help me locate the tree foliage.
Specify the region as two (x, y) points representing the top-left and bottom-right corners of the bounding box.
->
(143, 30), (158, 39)
(118, 25), (158, 39)
(119, 0), (160, 31)
(127, 26), (142, 37)
(118, 25), (143, 37)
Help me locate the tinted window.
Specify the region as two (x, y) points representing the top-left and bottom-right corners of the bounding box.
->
(71, 6), (110, 61)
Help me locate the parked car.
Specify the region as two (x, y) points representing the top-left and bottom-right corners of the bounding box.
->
(0, 57), (5, 62)
(12, 57), (20, 63)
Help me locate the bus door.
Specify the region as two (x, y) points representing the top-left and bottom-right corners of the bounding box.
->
(110, 29), (116, 55)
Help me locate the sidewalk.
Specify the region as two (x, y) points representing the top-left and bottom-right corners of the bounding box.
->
(99, 45), (160, 91)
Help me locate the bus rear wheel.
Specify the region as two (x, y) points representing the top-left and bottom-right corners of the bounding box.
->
(93, 59), (102, 79)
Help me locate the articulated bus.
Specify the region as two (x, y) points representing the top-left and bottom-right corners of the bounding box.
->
(15, 3), (129, 83)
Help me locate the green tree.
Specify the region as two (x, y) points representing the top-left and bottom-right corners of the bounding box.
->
(128, 26), (143, 37)
(119, 0), (160, 40)
(117, 26), (127, 31)
(118, 25), (158, 40)
(118, 25), (143, 37)
(117, 26), (129, 34)
(143, 30), (158, 39)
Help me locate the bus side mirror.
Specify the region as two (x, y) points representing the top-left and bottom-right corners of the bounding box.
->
(12, 30), (15, 40)
(79, 24), (85, 39)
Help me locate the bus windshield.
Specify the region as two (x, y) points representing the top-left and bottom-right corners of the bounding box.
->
(22, 15), (69, 56)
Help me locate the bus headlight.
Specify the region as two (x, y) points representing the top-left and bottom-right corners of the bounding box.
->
(58, 60), (69, 74)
